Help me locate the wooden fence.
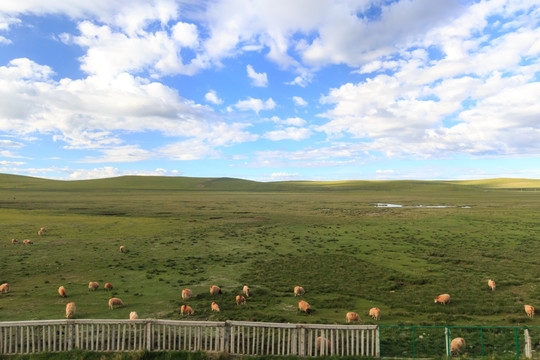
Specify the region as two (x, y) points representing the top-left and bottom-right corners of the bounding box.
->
(0, 319), (379, 357)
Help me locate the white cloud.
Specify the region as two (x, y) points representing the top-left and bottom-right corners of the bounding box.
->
(264, 127), (312, 141)
(234, 97), (276, 114)
(205, 90), (223, 105)
(292, 96), (307, 106)
(246, 64), (268, 87)
(270, 116), (306, 127)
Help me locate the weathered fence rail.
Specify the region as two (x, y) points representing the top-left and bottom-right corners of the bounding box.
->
(0, 319), (379, 357)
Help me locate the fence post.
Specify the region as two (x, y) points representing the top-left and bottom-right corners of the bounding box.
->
(375, 326), (380, 358)
(445, 327), (450, 357)
(223, 320), (231, 354)
(524, 329), (532, 359)
(145, 321), (153, 351)
(298, 325), (305, 357)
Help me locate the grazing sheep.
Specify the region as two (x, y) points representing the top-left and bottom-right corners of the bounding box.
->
(88, 281), (99, 291)
(0, 283), (9, 293)
(298, 300), (311, 314)
(316, 336), (331, 352)
(243, 285), (250, 297)
(129, 311), (139, 320)
(58, 286), (67, 298)
(236, 295), (246, 305)
(294, 286), (305, 297)
(210, 285), (222, 295)
(182, 289), (192, 300)
(525, 305), (535, 319)
(104, 283), (113, 291)
(488, 279), (496, 291)
(369, 307), (381, 320)
(11, 238), (18, 243)
(38, 227), (46, 236)
(434, 294), (451, 305)
(346, 312), (361, 323)
(120, 245), (126, 253)
(450, 337), (466, 355)
(181, 305), (194, 315)
(211, 302), (220, 312)
(65, 302), (76, 319)
(109, 297), (124, 309)
(22, 239), (33, 244)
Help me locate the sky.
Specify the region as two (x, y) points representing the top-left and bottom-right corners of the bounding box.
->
(0, 0), (539, 181)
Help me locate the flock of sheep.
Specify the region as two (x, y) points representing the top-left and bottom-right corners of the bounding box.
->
(3, 227), (537, 356)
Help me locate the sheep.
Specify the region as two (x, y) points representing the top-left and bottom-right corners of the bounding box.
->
(488, 279), (496, 291)
(524, 305), (535, 319)
(120, 245), (126, 253)
(22, 239), (33, 244)
(182, 288), (192, 300)
(11, 238), (18, 243)
(109, 297), (124, 309)
(298, 300), (311, 314)
(450, 337), (466, 355)
(65, 302), (76, 319)
(346, 312), (361, 323)
(104, 283), (113, 291)
(316, 336), (331, 353)
(210, 285), (222, 295)
(129, 311), (139, 320)
(294, 286), (305, 297)
(243, 285), (250, 297)
(181, 305), (194, 315)
(38, 227), (46, 236)
(369, 307), (381, 320)
(236, 295), (246, 305)
(0, 283), (9, 293)
(88, 281), (99, 291)
(434, 294), (451, 305)
(211, 301), (220, 312)
(58, 286), (67, 298)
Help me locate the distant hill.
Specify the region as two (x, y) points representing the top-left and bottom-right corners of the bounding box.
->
(0, 173), (539, 192)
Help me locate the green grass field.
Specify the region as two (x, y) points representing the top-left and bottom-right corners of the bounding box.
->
(0, 174), (539, 327)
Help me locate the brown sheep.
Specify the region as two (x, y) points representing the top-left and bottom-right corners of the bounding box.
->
(211, 301), (220, 312)
(104, 283), (113, 291)
(11, 238), (18, 243)
(181, 305), (194, 315)
(294, 286), (305, 296)
(182, 288), (192, 300)
(316, 336), (331, 353)
(58, 286), (67, 298)
(22, 239), (33, 245)
(346, 312), (361, 323)
(109, 297), (124, 309)
(369, 307), (381, 320)
(488, 279), (496, 291)
(129, 311), (139, 320)
(243, 285), (250, 297)
(0, 283), (9, 293)
(38, 227), (46, 236)
(525, 305), (535, 319)
(434, 294), (451, 305)
(450, 337), (466, 355)
(298, 300), (311, 314)
(236, 295), (246, 305)
(88, 281), (99, 291)
(120, 245), (126, 253)
(65, 302), (76, 318)
(210, 285), (222, 295)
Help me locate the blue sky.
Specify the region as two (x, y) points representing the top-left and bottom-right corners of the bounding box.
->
(0, 0), (539, 181)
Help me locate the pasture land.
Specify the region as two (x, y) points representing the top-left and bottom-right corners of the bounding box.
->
(0, 174), (539, 327)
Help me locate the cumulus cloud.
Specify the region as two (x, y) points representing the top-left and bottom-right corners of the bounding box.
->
(205, 90), (223, 105)
(292, 96), (307, 106)
(264, 127), (312, 141)
(234, 97), (276, 114)
(246, 64), (268, 87)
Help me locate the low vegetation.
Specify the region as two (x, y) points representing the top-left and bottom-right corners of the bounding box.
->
(0, 174), (538, 328)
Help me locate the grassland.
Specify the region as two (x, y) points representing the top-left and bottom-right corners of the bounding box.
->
(0, 174), (539, 327)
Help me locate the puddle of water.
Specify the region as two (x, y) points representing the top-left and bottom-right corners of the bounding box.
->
(374, 203), (469, 208)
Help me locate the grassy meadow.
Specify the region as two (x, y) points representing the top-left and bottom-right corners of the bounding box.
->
(0, 174), (539, 327)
